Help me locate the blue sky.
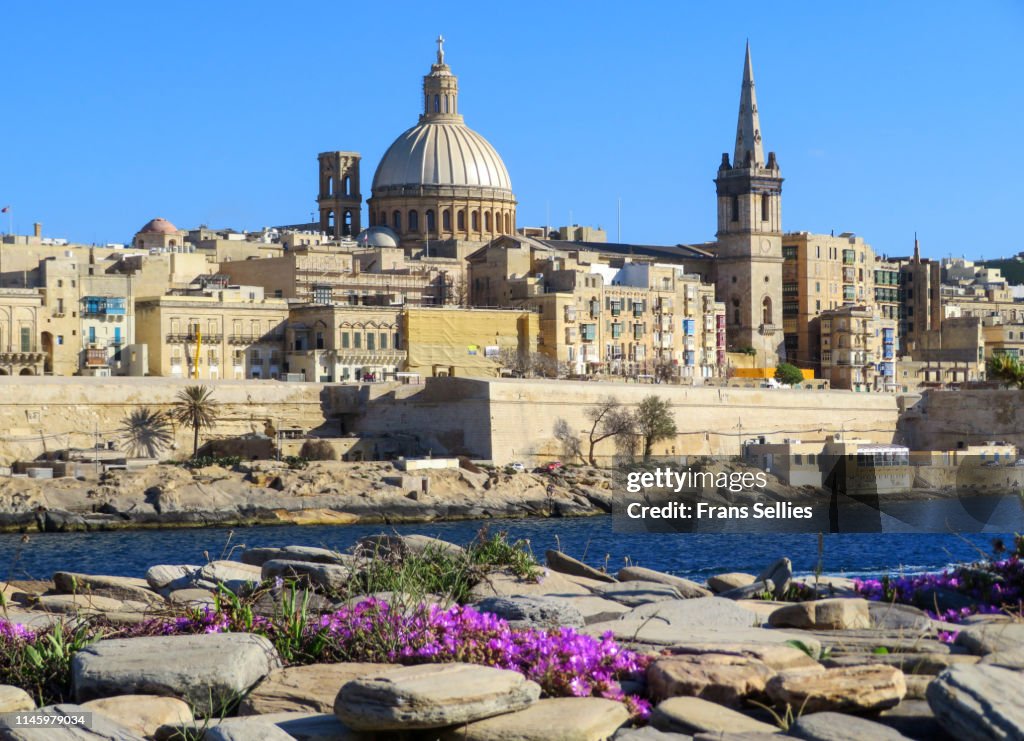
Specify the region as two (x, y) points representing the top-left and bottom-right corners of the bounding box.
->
(2, 1), (1021, 260)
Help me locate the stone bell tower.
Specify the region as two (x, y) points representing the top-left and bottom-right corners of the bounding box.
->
(317, 151), (362, 238)
(714, 42), (784, 365)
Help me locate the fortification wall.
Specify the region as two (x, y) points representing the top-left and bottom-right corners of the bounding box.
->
(901, 389), (1024, 452)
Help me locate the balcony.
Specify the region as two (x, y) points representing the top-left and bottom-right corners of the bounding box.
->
(167, 333), (223, 344)
(228, 333), (285, 345)
(82, 297), (127, 317)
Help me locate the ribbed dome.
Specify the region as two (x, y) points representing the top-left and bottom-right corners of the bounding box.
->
(138, 217), (179, 234)
(372, 121), (512, 192)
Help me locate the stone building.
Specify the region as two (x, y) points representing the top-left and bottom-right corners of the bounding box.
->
(365, 38), (517, 248)
(317, 152), (362, 239)
(0, 288), (45, 375)
(135, 284), (289, 379)
(818, 305), (897, 391)
(132, 218), (187, 251)
(982, 319), (1024, 361)
(285, 304), (404, 383)
(898, 316), (985, 387)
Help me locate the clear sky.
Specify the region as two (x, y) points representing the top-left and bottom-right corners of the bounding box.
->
(2, 1), (1021, 260)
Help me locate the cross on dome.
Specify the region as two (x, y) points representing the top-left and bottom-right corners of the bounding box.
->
(436, 34), (445, 64)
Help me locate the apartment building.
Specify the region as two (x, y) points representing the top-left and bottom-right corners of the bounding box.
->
(819, 305), (897, 391)
(0, 288), (45, 376)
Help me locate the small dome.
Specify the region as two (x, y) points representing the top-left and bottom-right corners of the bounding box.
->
(356, 225), (401, 248)
(139, 217), (179, 234)
(372, 122), (512, 193)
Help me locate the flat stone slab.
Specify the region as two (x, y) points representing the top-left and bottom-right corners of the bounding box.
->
(707, 572), (756, 593)
(591, 581), (682, 606)
(52, 572), (164, 606)
(468, 568), (592, 600)
(34, 593), (139, 615)
(560, 594), (631, 624)
(472, 595), (585, 629)
(622, 597), (761, 630)
(242, 545), (353, 567)
(545, 549), (617, 583)
(238, 662), (400, 715)
(766, 664), (906, 714)
(615, 728), (693, 740)
(825, 652), (979, 675)
(0, 684), (35, 712)
(955, 622), (1024, 655)
(790, 711), (909, 740)
(82, 695), (193, 738)
(927, 664), (1024, 740)
(197, 560), (263, 593)
(667, 642), (822, 672)
(650, 696), (779, 735)
(145, 564), (201, 591)
(155, 712), (358, 741)
(334, 662), (541, 730)
(876, 700), (944, 740)
(769, 598), (870, 630)
(647, 653), (776, 706)
(261, 559), (351, 592)
(439, 697), (631, 740)
(72, 633), (281, 716)
(867, 602), (933, 632)
(0, 702), (144, 740)
(204, 721), (295, 741)
(617, 566), (712, 598)
(583, 622), (820, 655)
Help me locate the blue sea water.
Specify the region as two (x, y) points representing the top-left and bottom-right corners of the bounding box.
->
(0, 506), (1016, 582)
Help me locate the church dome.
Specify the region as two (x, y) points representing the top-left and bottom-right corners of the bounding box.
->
(372, 122), (512, 192)
(356, 225), (401, 248)
(139, 217), (179, 234)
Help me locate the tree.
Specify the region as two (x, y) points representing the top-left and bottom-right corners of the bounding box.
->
(987, 355), (1024, 389)
(497, 349), (565, 379)
(171, 385), (220, 458)
(774, 362), (805, 387)
(654, 361), (676, 384)
(300, 439), (337, 461)
(118, 407), (173, 459)
(553, 418), (583, 464)
(584, 396), (634, 466)
(634, 395), (677, 461)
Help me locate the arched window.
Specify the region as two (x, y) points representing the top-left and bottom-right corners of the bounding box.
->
(327, 211), (335, 230)
(761, 193), (770, 221)
(392, 210), (401, 232)
(344, 176), (351, 196)
(732, 297), (741, 326)
(408, 210), (419, 232)
(434, 94), (440, 112)
(762, 296), (773, 325)
(327, 176), (334, 196)
(484, 211), (491, 231)
(457, 210), (466, 230)
(380, 211), (387, 226)
(505, 212), (511, 233)
(426, 209), (436, 234)
(343, 210), (353, 236)
(731, 195), (739, 222)
(442, 209), (451, 231)
(444, 95), (449, 113)
(471, 210), (479, 231)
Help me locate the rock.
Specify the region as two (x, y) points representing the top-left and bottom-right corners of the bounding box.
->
(33, 593), (132, 615)
(617, 567), (711, 598)
(647, 653), (775, 705)
(561, 594), (631, 624)
(718, 581), (776, 601)
(204, 721), (295, 741)
(145, 564), (200, 591)
(592, 581), (682, 607)
(615, 728), (693, 740)
(154, 712), (357, 741)
(545, 550), (617, 583)
(242, 545), (352, 567)
(667, 642), (822, 672)
(980, 648), (1024, 670)
(790, 711), (909, 740)
(620, 597), (761, 630)
(583, 621), (820, 654)
(810, 630), (950, 655)
(438, 697), (631, 740)
(877, 700), (945, 740)
(473, 596), (585, 630)
(707, 572), (756, 593)
(197, 560), (263, 594)
(0, 702), (144, 740)
(82, 695), (193, 738)
(356, 534), (465, 558)
(756, 558), (792, 599)
(768, 598), (870, 630)
(903, 675), (931, 700)
(0, 684), (35, 712)
(468, 568), (591, 600)
(261, 559), (351, 593)
(927, 664), (1024, 741)
(167, 587), (216, 609)
(868, 602), (934, 632)
(72, 633), (282, 716)
(239, 662), (400, 715)
(649, 697), (779, 735)
(334, 662), (540, 730)
(825, 652), (979, 675)
(954, 622), (1024, 655)
(52, 572), (164, 606)
(766, 664), (906, 713)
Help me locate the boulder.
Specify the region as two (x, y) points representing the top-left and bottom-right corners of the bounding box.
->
(903, 675), (931, 701)
(33, 593), (133, 615)
(468, 568), (591, 600)
(52, 572), (164, 606)
(204, 721), (295, 741)
(591, 581), (682, 607)
(0, 684), (35, 712)
(560, 594), (631, 624)
(438, 697), (631, 740)
(615, 728), (693, 740)
(545, 550), (617, 583)
(790, 711), (909, 740)
(647, 653), (775, 705)
(197, 560), (263, 594)
(707, 572), (756, 593)
(768, 598), (870, 630)
(472, 596), (585, 630)
(620, 596), (761, 630)
(261, 559), (351, 593)
(927, 664), (1024, 741)
(356, 534), (465, 558)
(756, 558), (792, 599)
(238, 662), (400, 715)
(334, 663), (540, 730)
(667, 642), (822, 672)
(766, 664), (906, 713)
(72, 633), (282, 716)
(955, 622), (1024, 655)
(649, 696), (779, 735)
(868, 602), (933, 632)
(980, 648), (1024, 670)
(718, 580), (776, 601)
(242, 545), (352, 567)
(617, 566), (711, 598)
(876, 700), (945, 740)
(82, 695), (193, 738)
(145, 564), (201, 592)
(167, 588), (216, 609)
(0, 702), (144, 740)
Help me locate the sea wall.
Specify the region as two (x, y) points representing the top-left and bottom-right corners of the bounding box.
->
(901, 389), (1024, 452)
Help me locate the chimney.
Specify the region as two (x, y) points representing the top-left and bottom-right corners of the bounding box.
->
(33, 222), (42, 238)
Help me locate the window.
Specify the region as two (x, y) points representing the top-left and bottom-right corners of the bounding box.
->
(731, 195), (739, 222)
(408, 210), (419, 232)
(426, 210), (435, 233)
(392, 210), (401, 231)
(442, 210), (451, 231)
(380, 332), (388, 349)
(471, 211), (479, 231)
(341, 332), (350, 349)
(484, 211), (491, 231)
(20, 327), (31, 352)
(761, 193), (770, 221)
(457, 210), (465, 230)
(57, 335), (64, 345)
(367, 332), (375, 351)
(354, 332), (362, 349)
(315, 331), (324, 350)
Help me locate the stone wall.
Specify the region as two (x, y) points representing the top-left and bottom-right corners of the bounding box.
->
(901, 389), (1024, 452)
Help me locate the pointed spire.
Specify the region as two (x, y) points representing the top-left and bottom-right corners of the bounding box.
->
(913, 232), (920, 262)
(733, 41), (765, 168)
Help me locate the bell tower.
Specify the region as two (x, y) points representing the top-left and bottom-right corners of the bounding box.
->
(317, 151), (362, 238)
(714, 42), (784, 365)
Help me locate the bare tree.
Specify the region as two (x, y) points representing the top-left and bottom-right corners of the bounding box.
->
(553, 418), (583, 464)
(584, 396), (634, 466)
(654, 361), (676, 384)
(497, 349), (566, 379)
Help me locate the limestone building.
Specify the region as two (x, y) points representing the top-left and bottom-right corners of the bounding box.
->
(132, 218), (187, 251)
(818, 305), (897, 391)
(317, 152), (362, 239)
(0, 288), (45, 375)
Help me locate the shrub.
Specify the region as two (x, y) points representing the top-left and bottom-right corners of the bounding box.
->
(774, 363), (805, 386)
(0, 620), (99, 705)
(299, 439), (337, 461)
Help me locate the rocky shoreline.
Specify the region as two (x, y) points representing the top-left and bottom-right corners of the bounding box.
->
(0, 533), (1021, 739)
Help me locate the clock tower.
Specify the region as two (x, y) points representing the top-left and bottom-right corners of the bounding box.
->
(714, 42), (784, 365)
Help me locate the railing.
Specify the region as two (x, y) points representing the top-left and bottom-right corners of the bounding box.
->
(228, 333), (285, 345)
(167, 334), (223, 343)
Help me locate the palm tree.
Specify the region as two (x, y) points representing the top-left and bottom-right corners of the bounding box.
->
(171, 385), (220, 458)
(987, 355), (1024, 389)
(118, 407), (174, 459)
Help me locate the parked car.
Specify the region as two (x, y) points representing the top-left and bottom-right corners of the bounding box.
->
(508, 462), (526, 473)
(543, 461), (563, 473)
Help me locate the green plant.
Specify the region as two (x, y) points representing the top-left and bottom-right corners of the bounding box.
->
(634, 395), (677, 461)
(774, 362), (805, 387)
(299, 439), (337, 461)
(176, 455), (242, 470)
(171, 385), (220, 458)
(468, 529), (540, 580)
(283, 455), (308, 470)
(118, 407), (174, 459)
(0, 620), (101, 705)
(784, 639), (832, 662)
(988, 354), (1024, 389)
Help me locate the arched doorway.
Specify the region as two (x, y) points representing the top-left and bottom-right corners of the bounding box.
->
(19, 368), (33, 376)
(41, 332), (54, 374)
(0, 369), (8, 375)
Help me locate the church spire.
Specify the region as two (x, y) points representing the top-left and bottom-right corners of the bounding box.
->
(421, 35), (461, 122)
(733, 41), (765, 168)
